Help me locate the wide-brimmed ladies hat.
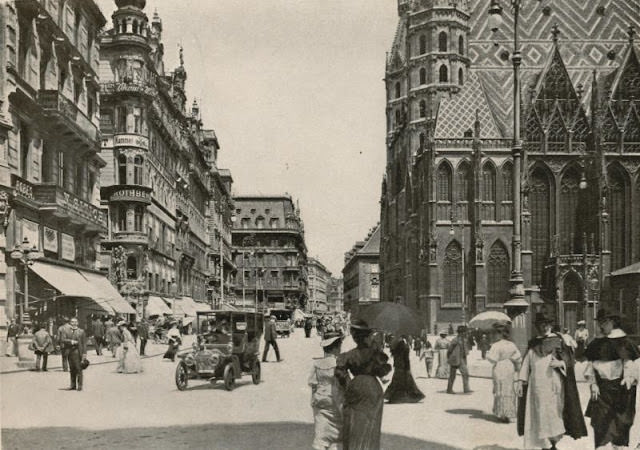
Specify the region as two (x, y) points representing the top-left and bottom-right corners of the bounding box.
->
(116, 320), (126, 327)
(577, 320), (586, 326)
(349, 318), (371, 331)
(321, 331), (344, 348)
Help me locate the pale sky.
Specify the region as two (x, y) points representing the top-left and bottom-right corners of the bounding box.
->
(96, 0), (398, 275)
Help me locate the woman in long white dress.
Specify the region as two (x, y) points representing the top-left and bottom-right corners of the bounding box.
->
(629, 351), (640, 449)
(434, 332), (450, 379)
(116, 321), (143, 374)
(486, 322), (521, 422)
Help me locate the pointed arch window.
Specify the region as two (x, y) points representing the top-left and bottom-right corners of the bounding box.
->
(439, 65), (448, 83)
(608, 167), (627, 270)
(456, 162), (470, 220)
(530, 168), (551, 284)
(419, 68), (426, 85)
(443, 241), (462, 305)
(560, 168), (580, 254)
(438, 31), (448, 52)
(458, 35), (464, 55)
(487, 242), (510, 305)
(458, 68), (464, 85)
(419, 100), (426, 118)
(394, 82), (401, 99)
(419, 34), (426, 54)
(482, 163), (496, 221)
(118, 154), (127, 184)
(501, 162), (513, 220)
(436, 163), (452, 220)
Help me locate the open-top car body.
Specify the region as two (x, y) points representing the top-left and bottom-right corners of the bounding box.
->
(175, 310), (264, 391)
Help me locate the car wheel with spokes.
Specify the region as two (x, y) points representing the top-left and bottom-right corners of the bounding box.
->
(175, 362), (188, 391)
(224, 363), (235, 391)
(252, 361), (261, 384)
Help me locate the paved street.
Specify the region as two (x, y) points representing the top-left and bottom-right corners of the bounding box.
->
(2, 331), (595, 450)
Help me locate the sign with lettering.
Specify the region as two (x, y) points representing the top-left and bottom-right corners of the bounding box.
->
(61, 233), (75, 261)
(12, 175), (34, 200)
(43, 227), (58, 253)
(60, 191), (108, 228)
(110, 187), (151, 203)
(113, 133), (149, 150)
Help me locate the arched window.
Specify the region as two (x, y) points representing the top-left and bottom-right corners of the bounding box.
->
(256, 217), (265, 229)
(419, 68), (426, 85)
(608, 167), (627, 270)
(458, 35), (464, 55)
(458, 68), (464, 85)
(419, 34), (426, 54)
(562, 272), (584, 331)
(443, 241), (462, 305)
(437, 163), (452, 220)
(439, 31), (448, 52)
(439, 65), (448, 83)
(560, 167), (580, 254)
(270, 218), (280, 228)
(419, 100), (426, 118)
(530, 168), (551, 284)
(482, 163), (496, 220)
(133, 156), (143, 185)
(134, 206), (144, 232)
(487, 241), (509, 305)
(118, 154), (127, 184)
(456, 161), (470, 203)
(394, 82), (401, 99)
(126, 256), (137, 279)
(501, 162), (513, 220)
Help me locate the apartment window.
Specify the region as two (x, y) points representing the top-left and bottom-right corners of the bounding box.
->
(133, 107), (142, 133)
(134, 206), (144, 232)
(117, 205), (127, 231)
(58, 151), (65, 187)
(74, 160), (83, 197)
(126, 256), (137, 279)
(118, 154), (127, 184)
(19, 122), (30, 180)
(133, 156), (143, 184)
(116, 106), (126, 132)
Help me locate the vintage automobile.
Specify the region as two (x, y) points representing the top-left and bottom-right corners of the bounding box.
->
(270, 308), (293, 338)
(175, 310), (263, 391)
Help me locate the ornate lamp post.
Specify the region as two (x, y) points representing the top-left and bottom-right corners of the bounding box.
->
(10, 237), (44, 326)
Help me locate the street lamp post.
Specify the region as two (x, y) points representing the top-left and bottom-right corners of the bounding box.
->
(10, 237), (44, 325)
(450, 203), (466, 325)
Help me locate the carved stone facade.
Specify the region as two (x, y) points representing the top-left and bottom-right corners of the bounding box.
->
(381, 0), (640, 334)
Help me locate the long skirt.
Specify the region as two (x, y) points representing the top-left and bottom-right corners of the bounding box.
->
(492, 359), (516, 419)
(384, 367), (425, 403)
(163, 342), (179, 361)
(436, 349), (449, 379)
(586, 377), (636, 447)
(343, 375), (384, 450)
(312, 406), (342, 450)
(116, 344), (143, 373)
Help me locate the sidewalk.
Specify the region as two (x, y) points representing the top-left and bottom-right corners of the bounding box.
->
(0, 336), (195, 375)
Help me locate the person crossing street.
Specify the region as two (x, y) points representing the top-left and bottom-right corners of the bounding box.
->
(262, 315), (281, 362)
(61, 317), (87, 391)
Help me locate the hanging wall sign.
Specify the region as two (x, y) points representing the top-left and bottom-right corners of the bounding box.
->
(61, 233), (75, 261)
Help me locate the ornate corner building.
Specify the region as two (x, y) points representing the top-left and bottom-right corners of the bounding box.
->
(231, 196), (308, 311)
(98, 0), (226, 315)
(381, 0), (640, 333)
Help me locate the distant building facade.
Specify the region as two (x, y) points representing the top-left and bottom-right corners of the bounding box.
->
(327, 277), (344, 312)
(231, 195), (308, 310)
(342, 225), (380, 314)
(0, 0), (130, 327)
(99, 0), (216, 316)
(307, 257), (330, 313)
(381, 0), (640, 334)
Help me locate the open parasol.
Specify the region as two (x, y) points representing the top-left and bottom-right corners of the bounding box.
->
(468, 311), (511, 330)
(354, 302), (423, 336)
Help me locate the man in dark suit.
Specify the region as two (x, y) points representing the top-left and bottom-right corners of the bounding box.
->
(137, 319), (149, 356)
(447, 325), (471, 394)
(92, 316), (105, 356)
(262, 316), (281, 362)
(57, 317), (72, 371)
(61, 317), (87, 391)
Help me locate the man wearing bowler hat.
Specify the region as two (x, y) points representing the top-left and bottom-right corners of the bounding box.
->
(584, 308), (639, 449)
(446, 325), (471, 394)
(262, 315), (281, 362)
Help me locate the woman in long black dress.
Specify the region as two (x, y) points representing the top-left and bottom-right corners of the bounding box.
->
(384, 335), (425, 403)
(335, 319), (392, 450)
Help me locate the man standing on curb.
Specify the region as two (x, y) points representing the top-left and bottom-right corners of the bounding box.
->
(61, 317), (87, 391)
(447, 325), (471, 394)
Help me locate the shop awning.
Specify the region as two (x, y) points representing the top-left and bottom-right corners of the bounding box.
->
(192, 299), (211, 313)
(30, 262), (114, 314)
(146, 296), (172, 317)
(610, 262), (640, 277)
(79, 271), (136, 315)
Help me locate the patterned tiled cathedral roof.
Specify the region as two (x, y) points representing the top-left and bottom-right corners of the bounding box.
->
(435, 0), (640, 139)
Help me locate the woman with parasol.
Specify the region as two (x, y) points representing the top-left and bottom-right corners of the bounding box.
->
(335, 319), (391, 450)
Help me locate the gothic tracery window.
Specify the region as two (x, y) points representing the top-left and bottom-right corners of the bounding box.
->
(559, 167), (580, 254)
(530, 168), (551, 285)
(439, 31), (448, 52)
(437, 163), (452, 220)
(482, 163), (496, 220)
(458, 35), (464, 55)
(487, 241), (509, 305)
(420, 68), (426, 85)
(501, 162), (513, 220)
(419, 100), (426, 118)
(608, 167), (627, 270)
(439, 65), (448, 83)
(419, 34), (426, 54)
(443, 241), (462, 305)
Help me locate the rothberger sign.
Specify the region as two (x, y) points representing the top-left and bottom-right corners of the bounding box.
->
(110, 187), (151, 203)
(113, 134), (149, 150)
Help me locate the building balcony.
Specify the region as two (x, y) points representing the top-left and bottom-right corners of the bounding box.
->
(11, 177), (106, 231)
(103, 231), (149, 246)
(38, 90), (99, 146)
(112, 133), (149, 151)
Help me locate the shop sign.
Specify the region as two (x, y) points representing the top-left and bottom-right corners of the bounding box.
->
(60, 191), (107, 228)
(21, 219), (40, 249)
(12, 175), (34, 200)
(114, 133), (149, 150)
(43, 227), (58, 253)
(61, 233), (75, 261)
(110, 187), (151, 203)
